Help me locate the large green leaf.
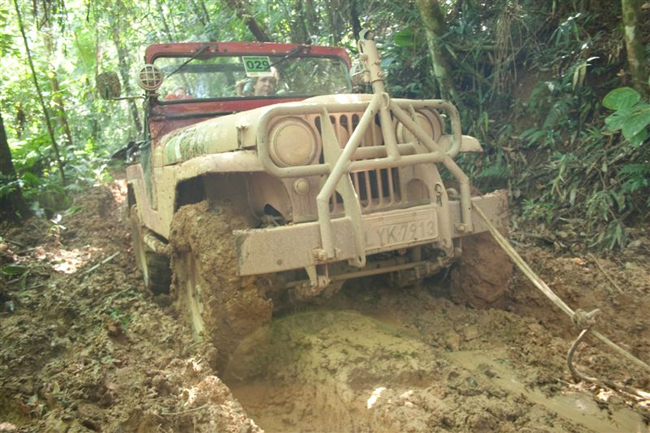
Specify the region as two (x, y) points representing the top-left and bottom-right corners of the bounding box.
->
(603, 87), (640, 111)
(0, 5), (16, 55)
(394, 28), (415, 47)
(621, 107), (650, 140)
(74, 29), (96, 69)
(605, 111), (627, 131)
(21, 172), (43, 187)
(1, 264), (28, 276)
(628, 128), (648, 147)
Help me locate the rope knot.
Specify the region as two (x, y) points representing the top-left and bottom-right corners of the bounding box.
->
(572, 308), (600, 329)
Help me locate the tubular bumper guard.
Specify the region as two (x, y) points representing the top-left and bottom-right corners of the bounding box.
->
(255, 93), (475, 270)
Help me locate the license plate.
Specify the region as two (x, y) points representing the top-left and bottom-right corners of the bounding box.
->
(363, 206), (438, 251)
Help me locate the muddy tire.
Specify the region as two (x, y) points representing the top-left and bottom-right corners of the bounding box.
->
(169, 201), (273, 369)
(175, 251), (207, 341)
(450, 232), (512, 308)
(130, 205), (171, 294)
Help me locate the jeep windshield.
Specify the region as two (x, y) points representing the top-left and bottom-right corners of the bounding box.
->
(154, 54), (351, 102)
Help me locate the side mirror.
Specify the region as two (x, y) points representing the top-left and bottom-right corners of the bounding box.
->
(97, 72), (122, 100)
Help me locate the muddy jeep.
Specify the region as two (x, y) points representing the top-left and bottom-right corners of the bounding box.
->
(106, 32), (509, 366)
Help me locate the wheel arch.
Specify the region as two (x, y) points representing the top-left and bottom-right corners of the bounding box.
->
(174, 172), (293, 225)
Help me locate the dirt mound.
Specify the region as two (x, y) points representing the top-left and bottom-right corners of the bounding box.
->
(506, 247), (650, 388)
(0, 184), (260, 432)
(0, 181), (649, 432)
(451, 231), (513, 307)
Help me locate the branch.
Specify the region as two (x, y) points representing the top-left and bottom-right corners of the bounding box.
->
(224, 0), (271, 42)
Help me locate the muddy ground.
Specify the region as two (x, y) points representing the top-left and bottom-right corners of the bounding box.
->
(0, 182), (649, 432)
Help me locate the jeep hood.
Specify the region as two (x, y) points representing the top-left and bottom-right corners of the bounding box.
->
(158, 94), (374, 166)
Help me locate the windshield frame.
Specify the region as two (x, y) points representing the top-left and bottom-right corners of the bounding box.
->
(146, 43), (352, 104)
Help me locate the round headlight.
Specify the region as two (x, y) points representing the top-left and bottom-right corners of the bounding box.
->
(269, 118), (318, 167)
(138, 64), (163, 91)
(396, 110), (443, 144)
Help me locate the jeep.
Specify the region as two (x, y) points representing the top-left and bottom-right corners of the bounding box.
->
(101, 31), (509, 367)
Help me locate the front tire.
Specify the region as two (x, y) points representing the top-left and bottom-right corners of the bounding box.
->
(169, 201), (273, 369)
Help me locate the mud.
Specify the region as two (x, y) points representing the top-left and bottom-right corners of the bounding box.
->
(169, 200), (273, 369)
(0, 181), (649, 432)
(450, 231), (513, 307)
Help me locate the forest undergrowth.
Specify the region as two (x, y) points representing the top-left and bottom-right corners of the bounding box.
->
(1, 0), (649, 249)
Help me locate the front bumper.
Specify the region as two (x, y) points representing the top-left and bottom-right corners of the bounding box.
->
(234, 190), (507, 276)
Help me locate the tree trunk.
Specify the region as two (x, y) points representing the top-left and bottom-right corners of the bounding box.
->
(292, 0), (309, 43)
(415, 0), (458, 101)
(155, 0), (174, 42)
(198, 0), (211, 25)
(621, 0), (648, 94)
(190, 0), (211, 27)
(90, 28), (101, 142)
(42, 29), (74, 147)
(0, 113), (30, 222)
(111, 26), (143, 135)
(13, 0), (66, 185)
(324, 0), (340, 45)
(304, 0), (318, 41)
(14, 103), (26, 139)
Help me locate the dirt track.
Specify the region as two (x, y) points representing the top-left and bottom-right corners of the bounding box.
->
(0, 182), (649, 432)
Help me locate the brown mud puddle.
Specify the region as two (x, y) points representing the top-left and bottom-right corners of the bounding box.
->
(226, 297), (649, 433)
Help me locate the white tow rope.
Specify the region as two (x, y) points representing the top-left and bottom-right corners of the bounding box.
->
(473, 204), (650, 376)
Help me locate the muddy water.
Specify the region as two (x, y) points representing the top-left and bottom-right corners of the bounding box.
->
(445, 351), (647, 433)
(225, 307), (647, 433)
(224, 310), (439, 433)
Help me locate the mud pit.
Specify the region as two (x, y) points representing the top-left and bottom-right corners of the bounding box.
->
(225, 293), (648, 433)
(1, 182), (649, 432)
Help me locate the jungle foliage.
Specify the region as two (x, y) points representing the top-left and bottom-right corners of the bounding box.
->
(0, 0), (648, 250)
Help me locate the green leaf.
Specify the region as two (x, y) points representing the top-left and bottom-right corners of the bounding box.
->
(628, 128), (648, 147)
(64, 205), (84, 216)
(20, 172), (43, 186)
(0, 5), (16, 55)
(394, 28), (415, 47)
(1, 264), (29, 276)
(604, 111), (627, 131)
(621, 108), (650, 140)
(74, 29), (96, 68)
(603, 87), (640, 111)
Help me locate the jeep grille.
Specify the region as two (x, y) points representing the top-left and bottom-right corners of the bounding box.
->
(315, 114), (403, 214)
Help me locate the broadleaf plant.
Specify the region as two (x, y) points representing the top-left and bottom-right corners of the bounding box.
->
(603, 87), (650, 146)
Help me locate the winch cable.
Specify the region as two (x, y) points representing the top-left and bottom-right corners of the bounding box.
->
(473, 204), (650, 378)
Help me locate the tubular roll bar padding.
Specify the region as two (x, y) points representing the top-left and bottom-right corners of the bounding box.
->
(256, 94), (473, 264)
